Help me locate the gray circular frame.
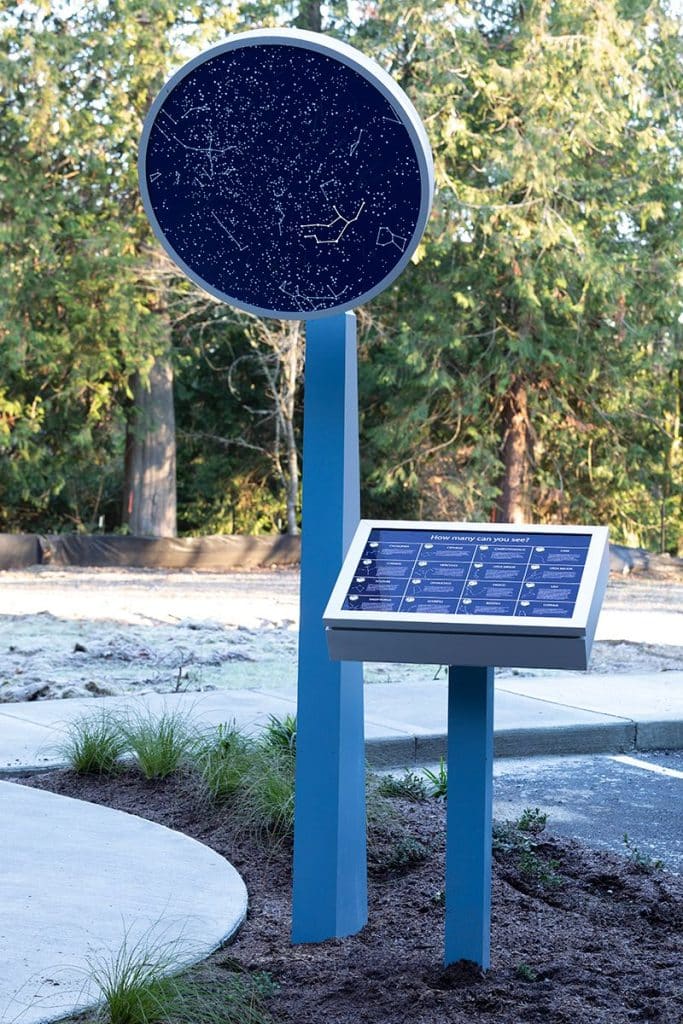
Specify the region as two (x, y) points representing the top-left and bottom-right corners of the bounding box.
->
(138, 27), (434, 321)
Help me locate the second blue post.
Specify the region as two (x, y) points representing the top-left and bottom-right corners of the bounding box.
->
(445, 664), (495, 968)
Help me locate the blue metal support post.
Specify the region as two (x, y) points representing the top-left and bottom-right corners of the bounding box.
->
(445, 665), (495, 968)
(292, 312), (367, 943)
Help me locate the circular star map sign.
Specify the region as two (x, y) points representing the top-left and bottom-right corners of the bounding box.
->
(139, 28), (434, 320)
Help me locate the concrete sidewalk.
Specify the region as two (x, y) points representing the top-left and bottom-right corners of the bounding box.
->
(1, 671), (681, 773)
(0, 781), (247, 1024)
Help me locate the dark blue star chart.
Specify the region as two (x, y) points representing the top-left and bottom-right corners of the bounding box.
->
(141, 40), (428, 318)
(342, 528), (591, 619)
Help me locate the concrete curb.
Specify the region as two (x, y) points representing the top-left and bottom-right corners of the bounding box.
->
(365, 719), (680, 768)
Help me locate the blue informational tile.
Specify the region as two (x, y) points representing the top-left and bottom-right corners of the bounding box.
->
(532, 545), (589, 564)
(348, 577), (406, 596)
(399, 596), (459, 614)
(470, 564), (527, 582)
(406, 579), (465, 597)
(419, 543), (477, 561)
(357, 558), (414, 578)
(343, 594), (402, 612)
(416, 560), (471, 580)
(521, 582), (579, 603)
(465, 582), (521, 600)
(526, 565), (583, 584)
(325, 521), (611, 675)
(459, 598), (518, 616)
(362, 540), (421, 560)
(474, 545), (530, 563)
(516, 601), (574, 618)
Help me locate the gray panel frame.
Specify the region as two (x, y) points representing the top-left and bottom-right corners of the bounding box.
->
(138, 28), (434, 321)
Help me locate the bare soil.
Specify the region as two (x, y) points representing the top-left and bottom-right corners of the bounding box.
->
(18, 769), (683, 1024)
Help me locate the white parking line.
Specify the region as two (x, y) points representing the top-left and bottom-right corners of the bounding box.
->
(610, 754), (683, 780)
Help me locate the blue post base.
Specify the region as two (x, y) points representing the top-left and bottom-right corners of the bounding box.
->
(445, 665), (494, 968)
(291, 312), (367, 943)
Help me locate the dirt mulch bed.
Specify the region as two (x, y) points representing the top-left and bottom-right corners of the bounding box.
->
(16, 770), (683, 1024)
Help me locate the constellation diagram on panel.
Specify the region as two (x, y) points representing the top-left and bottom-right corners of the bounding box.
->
(142, 43), (425, 315)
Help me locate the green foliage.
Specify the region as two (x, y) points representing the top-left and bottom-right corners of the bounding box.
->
(0, 0), (281, 533)
(515, 962), (539, 983)
(60, 712), (127, 775)
(88, 934), (181, 1024)
(196, 721), (255, 803)
(380, 835), (430, 874)
(377, 770), (428, 802)
(234, 743), (296, 838)
(423, 757), (448, 799)
(354, 0), (683, 548)
(195, 719), (295, 839)
(88, 933), (275, 1024)
(622, 833), (664, 873)
(122, 708), (199, 780)
(1, 0), (681, 546)
(261, 713), (297, 757)
(516, 807), (548, 836)
(493, 808), (562, 888)
(366, 773), (431, 876)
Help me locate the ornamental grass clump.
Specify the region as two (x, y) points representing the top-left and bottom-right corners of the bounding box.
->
(231, 742), (296, 840)
(88, 933), (275, 1024)
(122, 707), (199, 780)
(197, 721), (254, 803)
(60, 711), (127, 775)
(193, 716), (296, 841)
(88, 933), (180, 1024)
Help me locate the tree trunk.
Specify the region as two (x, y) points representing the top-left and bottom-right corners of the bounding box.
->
(498, 377), (533, 524)
(123, 354), (177, 537)
(296, 1), (322, 32)
(283, 322), (300, 535)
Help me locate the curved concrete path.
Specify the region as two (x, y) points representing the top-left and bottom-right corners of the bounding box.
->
(0, 781), (247, 1024)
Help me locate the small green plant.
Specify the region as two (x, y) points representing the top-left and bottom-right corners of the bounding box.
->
(383, 835), (430, 873)
(518, 848), (562, 887)
(60, 712), (127, 775)
(515, 962), (538, 982)
(88, 934), (275, 1024)
(517, 807), (548, 835)
(377, 770), (428, 802)
(261, 713), (297, 756)
(122, 707), (199, 780)
(233, 743), (295, 838)
(423, 757), (448, 799)
(88, 933), (182, 1024)
(493, 809), (562, 889)
(197, 722), (253, 803)
(623, 833), (664, 874)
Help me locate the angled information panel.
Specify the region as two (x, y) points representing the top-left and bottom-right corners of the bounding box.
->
(324, 520), (609, 670)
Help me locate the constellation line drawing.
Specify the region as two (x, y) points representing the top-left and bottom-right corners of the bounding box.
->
(301, 200), (366, 244)
(279, 281), (349, 310)
(210, 210), (247, 250)
(350, 129), (364, 157)
(382, 105), (401, 125)
(376, 225), (407, 252)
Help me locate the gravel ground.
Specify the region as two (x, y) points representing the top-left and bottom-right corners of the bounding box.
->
(0, 567), (681, 702)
